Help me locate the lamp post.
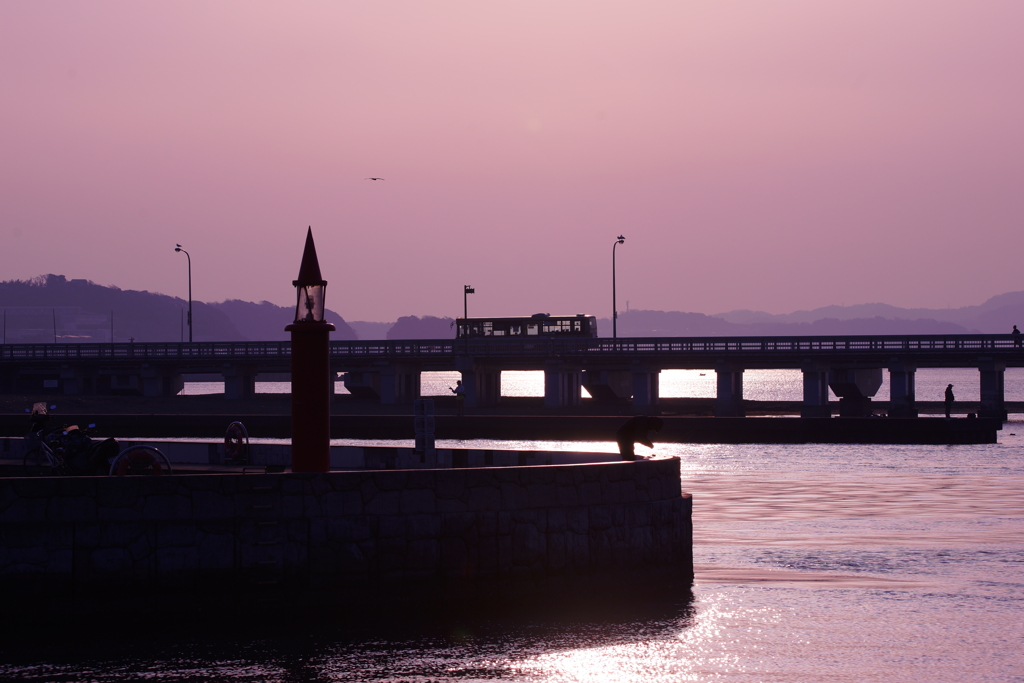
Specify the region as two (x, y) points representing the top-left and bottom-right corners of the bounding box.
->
(174, 244), (192, 342)
(285, 227), (335, 472)
(463, 285), (475, 320)
(612, 235), (625, 338)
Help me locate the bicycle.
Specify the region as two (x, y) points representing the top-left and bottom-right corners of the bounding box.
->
(22, 429), (66, 476)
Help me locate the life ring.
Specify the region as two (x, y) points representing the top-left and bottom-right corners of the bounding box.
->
(224, 421), (249, 464)
(113, 448), (166, 476)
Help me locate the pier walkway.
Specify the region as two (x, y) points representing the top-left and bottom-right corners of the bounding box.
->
(2, 334), (1021, 418)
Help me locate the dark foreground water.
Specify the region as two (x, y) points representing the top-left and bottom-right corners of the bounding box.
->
(2, 423), (1022, 682)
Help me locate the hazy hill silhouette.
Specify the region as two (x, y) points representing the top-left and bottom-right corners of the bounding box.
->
(387, 315), (455, 340)
(599, 310), (973, 337)
(210, 299), (356, 341)
(713, 291), (1024, 334)
(5, 274), (1020, 341)
(0, 275), (356, 342)
(348, 321), (393, 340)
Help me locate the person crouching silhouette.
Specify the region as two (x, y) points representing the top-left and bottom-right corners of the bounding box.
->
(615, 415), (664, 460)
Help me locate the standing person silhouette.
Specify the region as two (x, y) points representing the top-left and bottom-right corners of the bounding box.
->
(1013, 325), (1021, 348)
(450, 380), (466, 416)
(944, 384), (955, 419)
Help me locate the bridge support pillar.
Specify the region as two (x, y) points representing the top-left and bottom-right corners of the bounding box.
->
(60, 367), (99, 396)
(828, 368), (883, 417)
(715, 365), (744, 417)
(142, 368), (185, 398)
(801, 366), (831, 418)
(888, 363), (918, 418)
(223, 366), (257, 400)
(582, 370), (631, 403)
(456, 359), (501, 408)
(0, 370), (13, 395)
(631, 366), (660, 411)
(978, 360), (1006, 420)
(544, 363), (583, 407)
(379, 365), (421, 405)
(343, 371), (380, 400)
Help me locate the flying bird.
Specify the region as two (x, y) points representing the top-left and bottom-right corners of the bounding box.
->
(365, 177), (385, 181)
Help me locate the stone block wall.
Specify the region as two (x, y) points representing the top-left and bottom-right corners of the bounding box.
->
(1, 437), (622, 470)
(0, 458), (692, 615)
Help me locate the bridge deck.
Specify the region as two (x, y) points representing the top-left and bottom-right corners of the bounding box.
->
(2, 334), (1022, 371)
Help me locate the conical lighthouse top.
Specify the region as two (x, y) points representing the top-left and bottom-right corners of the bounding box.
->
(294, 226), (326, 287)
(291, 227), (328, 323)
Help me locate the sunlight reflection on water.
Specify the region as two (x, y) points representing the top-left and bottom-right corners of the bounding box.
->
(180, 367), (1024, 403)
(9, 379), (1024, 681)
(4, 431), (1022, 682)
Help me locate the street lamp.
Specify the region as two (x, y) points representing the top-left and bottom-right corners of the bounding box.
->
(174, 244), (192, 342)
(612, 235), (625, 338)
(464, 285), (475, 320)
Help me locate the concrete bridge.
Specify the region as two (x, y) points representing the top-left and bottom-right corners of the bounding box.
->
(2, 334), (1021, 418)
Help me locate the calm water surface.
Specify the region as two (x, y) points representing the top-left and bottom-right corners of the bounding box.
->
(4, 375), (1022, 681)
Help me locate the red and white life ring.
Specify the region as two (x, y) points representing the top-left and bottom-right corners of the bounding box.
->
(224, 421), (249, 464)
(113, 448), (165, 476)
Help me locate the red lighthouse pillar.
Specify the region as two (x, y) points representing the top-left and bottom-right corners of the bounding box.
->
(286, 227), (335, 472)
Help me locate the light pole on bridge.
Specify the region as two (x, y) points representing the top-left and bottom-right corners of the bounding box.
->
(174, 244), (193, 343)
(612, 235), (625, 338)
(464, 285), (475, 320)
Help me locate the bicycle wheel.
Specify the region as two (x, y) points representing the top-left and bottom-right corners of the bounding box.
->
(110, 446), (173, 476)
(23, 448), (61, 476)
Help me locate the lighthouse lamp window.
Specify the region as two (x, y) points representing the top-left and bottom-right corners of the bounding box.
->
(294, 283), (325, 323)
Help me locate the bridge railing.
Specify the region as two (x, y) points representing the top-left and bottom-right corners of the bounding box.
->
(0, 341), (292, 361)
(1, 334), (1020, 363)
(458, 334), (1021, 356)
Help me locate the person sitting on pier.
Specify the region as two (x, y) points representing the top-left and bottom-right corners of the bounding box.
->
(616, 415), (664, 461)
(945, 384), (955, 419)
(1013, 325), (1021, 347)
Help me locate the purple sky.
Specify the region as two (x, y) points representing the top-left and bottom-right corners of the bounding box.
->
(2, 1), (1022, 322)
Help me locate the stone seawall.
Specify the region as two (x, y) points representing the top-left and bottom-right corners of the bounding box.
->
(0, 412), (1001, 444)
(0, 437), (621, 471)
(0, 458), (692, 617)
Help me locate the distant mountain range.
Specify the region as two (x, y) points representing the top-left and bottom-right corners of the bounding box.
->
(0, 275), (357, 343)
(4, 275), (1023, 341)
(599, 291), (1024, 337)
(709, 292), (1024, 335)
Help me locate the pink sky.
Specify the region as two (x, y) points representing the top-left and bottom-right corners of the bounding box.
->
(2, 1), (1022, 322)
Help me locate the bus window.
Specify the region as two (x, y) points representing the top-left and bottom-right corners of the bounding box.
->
(483, 322), (493, 336)
(527, 324), (539, 335)
(510, 325), (522, 336)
